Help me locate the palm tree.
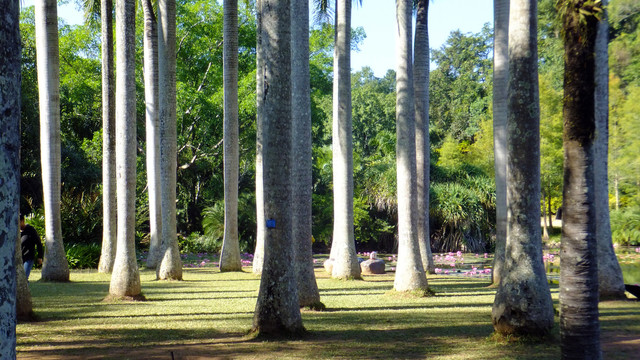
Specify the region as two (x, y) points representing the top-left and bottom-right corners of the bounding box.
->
(253, 0), (304, 335)
(594, 0), (625, 300)
(220, 0), (243, 272)
(491, 0), (509, 287)
(292, 0), (322, 307)
(109, 0), (142, 298)
(141, 0), (163, 270)
(157, 0), (183, 280)
(98, 0), (117, 274)
(558, 0), (601, 356)
(34, 0), (70, 282)
(0, 2), (21, 353)
(330, 0), (361, 280)
(491, 0), (553, 335)
(413, 0), (434, 274)
(252, 0), (265, 275)
(394, 0), (428, 293)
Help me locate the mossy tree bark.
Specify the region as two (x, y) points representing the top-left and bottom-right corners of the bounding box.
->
(492, 0), (554, 336)
(252, 0), (304, 335)
(559, 0), (602, 357)
(0, 2), (21, 354)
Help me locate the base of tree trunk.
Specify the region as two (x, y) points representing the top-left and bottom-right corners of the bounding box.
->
(17, 311), (38, 323)
(249, 326), (307, 340)
(387, 288), (435, 298)
(301, 301), (326, 311)
(103, 293), (147, 302)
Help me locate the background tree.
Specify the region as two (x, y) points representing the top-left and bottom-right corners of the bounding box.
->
(492, 0), (554, 336)
(109, 0), (142, 298)
(491, 0), (508, 286)
(252, 0), (304, 336)
(35, 0), (70, 282)
(220, 0), (242, 272)
(413, 0), (434, 274)
(253, 0), (265, 274)
(0, 0), (21, 354)
(98, 0), (117, 274)
(558, 0), (602, 357)
(595, 0), (626, 300)
(393, 0), (428, 293)
(292, 0), (322, 307)
(157, 0), (183, 280)
(142, 0), (163, 270)
(330, 0), (361, 280)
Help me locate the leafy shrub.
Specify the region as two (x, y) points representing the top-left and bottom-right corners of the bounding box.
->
(611, 207), (640, 246)
(179, 232), (222, 254)
(65, 243), (101, 269)
(60, 187), (102, 245)
(199, 192), (256, 254)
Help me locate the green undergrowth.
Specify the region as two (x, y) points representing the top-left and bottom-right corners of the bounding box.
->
(17, 268), (639, 359)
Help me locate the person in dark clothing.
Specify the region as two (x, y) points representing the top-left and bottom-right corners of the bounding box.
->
(20, 214), (43, 280)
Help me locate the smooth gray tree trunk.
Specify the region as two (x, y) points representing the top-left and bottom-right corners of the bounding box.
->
(157, 0), (183, 280)
(492, 0), (553, 336)
(98, 0), (117, 274)
(492, 0), (509, 287)
(252, 0), (304, 335)
(559, 1), (602, 357)
(594, 0), (625, 300)
(394, 0), (428, 293)
(330, 0), (361, 280)
(220, 0), (242, 272)
(413, 0), (435, 274)
(292, 0), (321, 307)
(253, 0), (265, 275)
(35, 0), (70, 282)
(142, 0), (163, 270)
(109, 0), (142, 298)
(0, 3), (20, 353)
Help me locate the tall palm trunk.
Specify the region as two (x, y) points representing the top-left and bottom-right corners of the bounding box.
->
(492, 0), (553, 336)
(292, 0), (321, 307)
(330, 0), (361, 280)
(98, 0), (117, 274)
(35, 0), (70, 282)
(157, 0), (183, 280)
(0, 2), (21, 353)
(220, 0), (242, 272)
(492, 0), (509, 286)
(252, 0), (265, 274)
(252, 0), (304, 335)
(559, 1), (601, 357)
(413, 0), (434, 275)
(594, 0), (625, 300)
(109, 0), (142, 298)
(394, 0), (428, 293)
(142, 0), (162, 270)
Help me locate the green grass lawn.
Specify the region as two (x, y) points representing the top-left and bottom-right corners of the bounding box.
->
(17, 265), (640, 359)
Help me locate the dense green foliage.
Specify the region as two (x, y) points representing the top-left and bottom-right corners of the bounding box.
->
(18, 0), (640, 258)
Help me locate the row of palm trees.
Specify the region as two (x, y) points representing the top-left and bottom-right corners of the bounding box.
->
(0, 0), (628, 353)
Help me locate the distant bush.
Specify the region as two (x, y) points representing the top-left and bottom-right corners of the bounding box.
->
(65, 243), (101, 269)
(611, 207), (640, 246)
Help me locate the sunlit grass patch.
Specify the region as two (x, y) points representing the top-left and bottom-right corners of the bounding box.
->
(17, 266), (639, 359)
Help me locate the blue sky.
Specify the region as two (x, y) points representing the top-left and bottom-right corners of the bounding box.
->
(23, 0), (494, 77)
